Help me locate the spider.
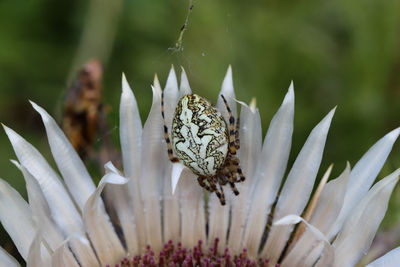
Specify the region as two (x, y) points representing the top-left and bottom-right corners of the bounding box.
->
(161, 93), (245, 205)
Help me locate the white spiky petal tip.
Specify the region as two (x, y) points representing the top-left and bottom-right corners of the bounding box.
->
(0, 66), (399, 267)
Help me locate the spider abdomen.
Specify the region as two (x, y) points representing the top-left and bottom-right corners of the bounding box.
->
(171, 94), (229, 176)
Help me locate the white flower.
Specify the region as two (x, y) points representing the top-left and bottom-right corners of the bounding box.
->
(0, 66), (399, 267)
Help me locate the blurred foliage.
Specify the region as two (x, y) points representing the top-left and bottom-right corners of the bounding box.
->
(0, 0), (400, 263)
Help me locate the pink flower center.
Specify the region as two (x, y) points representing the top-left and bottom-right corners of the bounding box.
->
(106, 238), (276, 267)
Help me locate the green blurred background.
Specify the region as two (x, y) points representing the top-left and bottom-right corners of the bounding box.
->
(0, 0), (400, 264)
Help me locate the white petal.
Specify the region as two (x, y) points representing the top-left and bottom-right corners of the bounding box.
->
(194, 197), (207, 244)
(314, 244), (334, 267)
(227, 101), (262, 254)
(333, 169), (400, 267)
(171, 163), (185, 193)
(180, 67), (192, 96)
(208, 70), (235, 251)
(121, 73), (143, 179)
(103, 162), (138, 255)
(0, 247), (20, 267)
(153, 74), (162, 93)
(179, 169), (206, 247)
(13, 162), (64, 251)
(163, 172), (180, 243)
(242, 84), (294, 257)
(3, 125), (84, 236)
(161, 67), (181, 243)
(164, 65), (179, 105)
(120, 73), (146, 248)
(207, 67), (237, 251)
(275, 215), (327, 242)
(65, 235), (100, 267)
(262, 107), (335, 263)
(276, 215), (333, 267)
(83, 170), (127, 266)
(163, 66), (180, 142)
(207, 197), (230, 253)
(310, 162), (351, 232)
(104, 161), (121, 174)
(51, 242), (80, 267)
(0, 178), (35, 260)
(140, 82), (164, 251)
(19, 162), (99, 267)
(367, 247), (400, 267)
(30, 101), (96, 211)
(217, 65), (237, 122)
(166, 66), (178, 87)
(162, 166), (180, 244)
(27, 232), (51, 267)
(164, 66), (179, 120)
(331, 128), (400, 239)
(284, 163), (350, 265)
(104, 184), (138, 256)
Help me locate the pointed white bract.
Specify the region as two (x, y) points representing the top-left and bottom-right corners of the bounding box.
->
(243, 83), (294, 257)
(171, 163), (185, 193)
(275, 215), (334, 267)
(367, 246), (400, 267)
(284, 163), (351, 265)
(26, 232), (51, 267)
(120, 73), (146, 249)
(228, 100), (262, 255)
(139, 79), (164, 252)
(64, 235), (99, 267)
(0, 247), (20, 267)
(6, 141), (99, 265)
(83, 165), (127, 266)
(331, 128), (400, 239)
(207, 196), (230, 253)
(3, 125), (85, 237)
(0, 179), (35, 260)
(275, 215), (331, 247)
(0, 67), (399, 267)
(310, 162), (351, 233)
(120, 73), (143, 181)
(162, 67), (181, 243)
(208, 67), (238, 252)
(164, 66), (179, 125)
(261, 106), (335, 264)
(51, 242), (80, 267)
(104, 182), (138, 256)
(217, 65), (237, 121)
(179, 169), (206, 247)
(180, 67), (192, 96)
(30, 101), (96, 211)
(162, 171), (180, 243)
(333, 169), (400, 267)
(15, 162), (64, 251)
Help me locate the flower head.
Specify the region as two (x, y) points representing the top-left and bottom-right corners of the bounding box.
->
(0, 66), (399, 267)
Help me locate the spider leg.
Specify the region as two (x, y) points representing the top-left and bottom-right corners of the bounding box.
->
(237, 166), (246, 182)
(206, 176), (226, 205)
(197, 176), (213, 192)
(220, 94), (237, 156)
(220, 171), (240, 196)
(229, 170), (240, 183)
(217, 173), (228, 185)
(220, 179), (228, 186)
(217, 183), (226, 205)
(235, 117), (240, 150)
(161, 92), (179, 163)
(229, 182), (240, 196)
(225, 155), (245, 183)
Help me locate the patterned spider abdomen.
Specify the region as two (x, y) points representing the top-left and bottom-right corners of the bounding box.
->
(171, 94), (229, 176)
